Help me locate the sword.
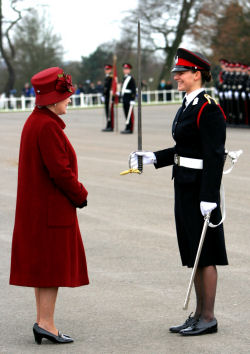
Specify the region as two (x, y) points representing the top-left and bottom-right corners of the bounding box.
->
(137, 20), (143, 173)
(120, 20), (143, 176)
(183, 213), (211, 310)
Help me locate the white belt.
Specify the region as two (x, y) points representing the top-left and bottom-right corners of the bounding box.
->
(174, 154), (203, 169)
(123, 89), (132, 94)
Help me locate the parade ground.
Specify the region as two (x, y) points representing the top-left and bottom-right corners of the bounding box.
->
(0, 105), (249, 354)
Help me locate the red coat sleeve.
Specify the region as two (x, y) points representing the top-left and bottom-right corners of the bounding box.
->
(38, 120), (88, 207)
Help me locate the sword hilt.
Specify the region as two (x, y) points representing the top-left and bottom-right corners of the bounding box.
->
(138, 155), (143, 173)
(120, 168), (141, 175)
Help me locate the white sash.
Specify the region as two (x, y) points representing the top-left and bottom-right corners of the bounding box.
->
(121, 76), (131, 96)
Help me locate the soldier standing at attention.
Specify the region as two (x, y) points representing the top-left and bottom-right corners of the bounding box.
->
(102, 64), (114, 132)
(130, 48), (228, 336)
(120, 63), (136, 134)
(246, 66), (250, 125)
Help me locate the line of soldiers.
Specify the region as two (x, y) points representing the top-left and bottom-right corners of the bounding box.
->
(102, 63), (136, 134)
(216, 59), (250, 125)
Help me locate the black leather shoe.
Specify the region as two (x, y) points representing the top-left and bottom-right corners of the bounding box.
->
(169, 313), (197, 333)
(102, 127), (113, 132)
(120, 129), (132, 134)
(33, 323), (74, 344)
(180, 318), (218, 336)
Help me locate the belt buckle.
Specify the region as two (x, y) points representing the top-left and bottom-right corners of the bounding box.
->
(174, 154), (180, 166)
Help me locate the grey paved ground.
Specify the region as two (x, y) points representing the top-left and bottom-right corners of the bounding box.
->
(0, 105), (249, 354)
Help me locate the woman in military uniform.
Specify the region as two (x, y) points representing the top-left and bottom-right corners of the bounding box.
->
(130, 48), (228, 336)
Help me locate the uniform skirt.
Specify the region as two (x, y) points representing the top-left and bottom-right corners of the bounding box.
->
(174, 179), (228, 268)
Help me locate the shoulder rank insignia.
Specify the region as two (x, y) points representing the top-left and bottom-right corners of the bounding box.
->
(204, 94), (218, 105)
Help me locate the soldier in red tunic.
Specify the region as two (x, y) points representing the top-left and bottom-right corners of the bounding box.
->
(9, 67), (89, 344)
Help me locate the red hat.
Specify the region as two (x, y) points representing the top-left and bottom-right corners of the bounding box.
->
(104, 64), (112, 70)
(123, 63), (132, 69)
(172, 48), (210, 72)
(31, 67), (75, 106)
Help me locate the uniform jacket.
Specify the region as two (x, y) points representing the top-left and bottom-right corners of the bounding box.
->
(10, 106), (89, 287)
(121, 75), (136, 101)
(154, 91), (228, 267)
(103, 74), (112, 98)
(154, 91), (226, 203)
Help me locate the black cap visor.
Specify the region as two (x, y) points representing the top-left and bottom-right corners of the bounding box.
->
(172, 65), (201, 72)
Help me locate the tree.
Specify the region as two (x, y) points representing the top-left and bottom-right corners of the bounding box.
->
(13, 8), (63, 93)
(79, 43), (114, 84)
(0, 0), (24, 95)
(122, 0), (207, 82)
(209, 3), (250, 63)
(78, 38), (163, 89)
(122, 0), (250, 83)
(190, 1), (250, 61)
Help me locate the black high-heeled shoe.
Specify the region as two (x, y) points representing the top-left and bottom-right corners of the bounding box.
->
(33, 323), (74, 344)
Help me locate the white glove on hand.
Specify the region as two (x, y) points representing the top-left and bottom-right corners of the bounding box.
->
(200, 201), (217, 216)
(101, 96), (105, 103)
(130, 151), (156, 169)
(241, 92), (246, 100)
(130, 101), (135, 105)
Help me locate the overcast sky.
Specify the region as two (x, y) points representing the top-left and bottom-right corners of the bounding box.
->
(4, 0), (138, 61)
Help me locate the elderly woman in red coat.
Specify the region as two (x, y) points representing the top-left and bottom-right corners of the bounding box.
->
(10, 67), (89, 344)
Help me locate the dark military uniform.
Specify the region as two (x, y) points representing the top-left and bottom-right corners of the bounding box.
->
(154, 91), (228, 267)
(244, 68), (250, 125)
(121, 70), (136, 134)
(103, 73), (113, 130)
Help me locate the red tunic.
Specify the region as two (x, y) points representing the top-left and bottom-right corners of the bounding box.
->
(10, 107), (89, 287)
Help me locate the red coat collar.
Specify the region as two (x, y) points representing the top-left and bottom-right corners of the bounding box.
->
(34, 106), (66, 129)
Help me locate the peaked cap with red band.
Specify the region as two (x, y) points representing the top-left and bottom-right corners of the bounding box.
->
(123, 63), (132, 69)
(104, 64), (113, 70)
(31, 67), (75, 106)
(172, 48), (210, 72)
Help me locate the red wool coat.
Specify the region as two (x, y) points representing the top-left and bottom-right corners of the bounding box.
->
(10, 106), (89, 287)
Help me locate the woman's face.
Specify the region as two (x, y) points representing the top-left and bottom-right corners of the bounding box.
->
(52, 97), (71, 115)
(173, 70), (201, 94)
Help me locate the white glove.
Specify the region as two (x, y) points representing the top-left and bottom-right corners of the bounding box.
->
(101, 96), (105, 103)
(234, 91), (239, 99)
(130, 100), (135, 105)
(241, 92), (246, 100)
(130, 151), (156, 169)
(200, 201), (217, 216)
(116, 91), (120, 96)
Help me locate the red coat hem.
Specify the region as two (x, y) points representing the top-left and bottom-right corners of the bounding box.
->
(9, 279), (89, 288)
